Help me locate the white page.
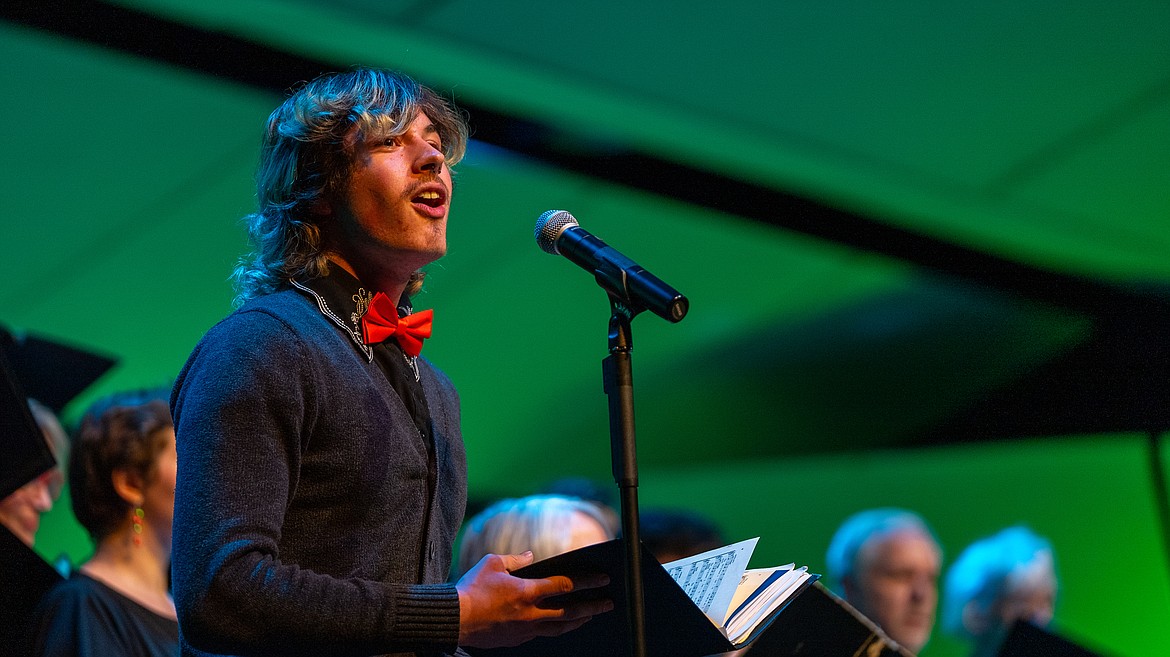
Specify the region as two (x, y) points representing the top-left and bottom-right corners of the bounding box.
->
(730, 567), (806, 628)
(662, 537), (759, 625)
(726, 568), (811, 643)
(725, 566), (794, 625)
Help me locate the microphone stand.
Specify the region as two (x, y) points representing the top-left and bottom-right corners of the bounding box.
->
(603, 297), (646, 657)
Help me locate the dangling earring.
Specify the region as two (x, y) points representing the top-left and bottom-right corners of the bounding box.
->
(132, 507), (144, 547)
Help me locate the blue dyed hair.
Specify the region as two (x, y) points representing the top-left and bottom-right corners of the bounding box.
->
(233, 68), (468, 305)
(942, 526), (1056, 640)
(826, 507), (939, 590)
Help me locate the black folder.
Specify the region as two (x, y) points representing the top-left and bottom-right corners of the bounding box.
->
(468, 538), (818, 657)
(996, 619), (1106, 657)
(743, 582), (913, 656)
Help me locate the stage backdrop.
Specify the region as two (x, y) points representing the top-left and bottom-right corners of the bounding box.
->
(6, 3), (1170, 656)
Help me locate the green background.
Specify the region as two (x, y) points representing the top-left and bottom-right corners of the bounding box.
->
(5, 2), (1170, 655)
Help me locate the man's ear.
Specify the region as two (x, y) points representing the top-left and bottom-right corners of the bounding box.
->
(110, 469), (145, 508)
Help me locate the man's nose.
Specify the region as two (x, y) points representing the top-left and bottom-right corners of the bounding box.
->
(414, 143), (445, 175)
(910, 576), (934, 602)
(30, 479), (54, 511)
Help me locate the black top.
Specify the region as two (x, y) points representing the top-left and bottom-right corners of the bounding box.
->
(31, 573), (179, 657)
(0, 526), (63, 657)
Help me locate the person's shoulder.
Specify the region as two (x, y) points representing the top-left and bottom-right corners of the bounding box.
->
(35, 572), (109, 617)
(32, 573), (177, 657)
(220, 287), (315, 329)
(175, 286), (361, 399)
(30, 575), (101, 655)
(45, 571), (106, 597)
(174, 290), (316, 387)
(195, 288), (327, 350)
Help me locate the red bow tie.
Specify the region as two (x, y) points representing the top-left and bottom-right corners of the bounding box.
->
(360, 292), (433, 357)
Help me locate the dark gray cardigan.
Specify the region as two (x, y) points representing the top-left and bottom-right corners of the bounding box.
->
(171, 286), (466, 657)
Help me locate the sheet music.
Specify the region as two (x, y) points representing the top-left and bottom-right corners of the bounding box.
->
(663, 537), (758, 624)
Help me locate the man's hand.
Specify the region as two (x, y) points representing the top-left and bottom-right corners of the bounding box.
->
(456, 551), (613, 648)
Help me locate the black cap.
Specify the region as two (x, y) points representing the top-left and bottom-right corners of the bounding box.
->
(0, 327), (116, 415)
(0, 345), (55, 500)
(0, 327), (116, 498)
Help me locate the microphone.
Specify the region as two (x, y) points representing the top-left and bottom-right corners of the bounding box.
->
(535, 210), (688, 323)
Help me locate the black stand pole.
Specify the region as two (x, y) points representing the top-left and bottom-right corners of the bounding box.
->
(603, 300), (646, 657)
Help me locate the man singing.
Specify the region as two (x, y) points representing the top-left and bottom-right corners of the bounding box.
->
(171, 68), (609, 657)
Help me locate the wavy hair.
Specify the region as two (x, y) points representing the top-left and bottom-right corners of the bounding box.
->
(233, 68), (469, 305)
(70, 393), (173, 544)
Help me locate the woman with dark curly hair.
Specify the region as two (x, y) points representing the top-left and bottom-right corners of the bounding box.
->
(32, 392), (178, 657)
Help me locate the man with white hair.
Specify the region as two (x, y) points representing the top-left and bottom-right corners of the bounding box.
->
(942, 526), (1057, 657)
(826, 508), (942, 655)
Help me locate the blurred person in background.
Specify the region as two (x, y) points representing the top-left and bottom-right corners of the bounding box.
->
(0, 400), (68, 548)
(457, 494), (615, 577)
(31, 393), (178, 657)
(942, 526), (1057, 657)
(639, 507), (726, 564)
(540, 476), (620, 538)
(826, 508), (942, 655)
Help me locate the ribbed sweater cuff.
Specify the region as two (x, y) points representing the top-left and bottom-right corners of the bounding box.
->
(392, 583), (461, 652)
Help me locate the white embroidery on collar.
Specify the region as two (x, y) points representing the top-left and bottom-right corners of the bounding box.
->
(291, 279), (373, 362)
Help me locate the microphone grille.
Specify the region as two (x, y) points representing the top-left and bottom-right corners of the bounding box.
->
(535, 210), (578, 255)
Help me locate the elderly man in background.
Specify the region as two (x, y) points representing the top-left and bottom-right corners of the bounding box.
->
(826, 508), (942, 655)
(0, 400), (68, 548)
(942, 526), (1057, 657)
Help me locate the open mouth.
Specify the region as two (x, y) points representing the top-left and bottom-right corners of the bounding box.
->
(412, 189), (446, 208)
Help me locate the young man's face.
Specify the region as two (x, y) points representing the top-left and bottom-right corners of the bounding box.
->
(328, 111), (453, 283)
(846, 530), (941, 654)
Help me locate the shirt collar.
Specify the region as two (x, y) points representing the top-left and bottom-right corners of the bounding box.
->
(290, 263), (414, 361)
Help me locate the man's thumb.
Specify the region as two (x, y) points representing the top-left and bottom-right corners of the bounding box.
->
(499, 550), (535, 573)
